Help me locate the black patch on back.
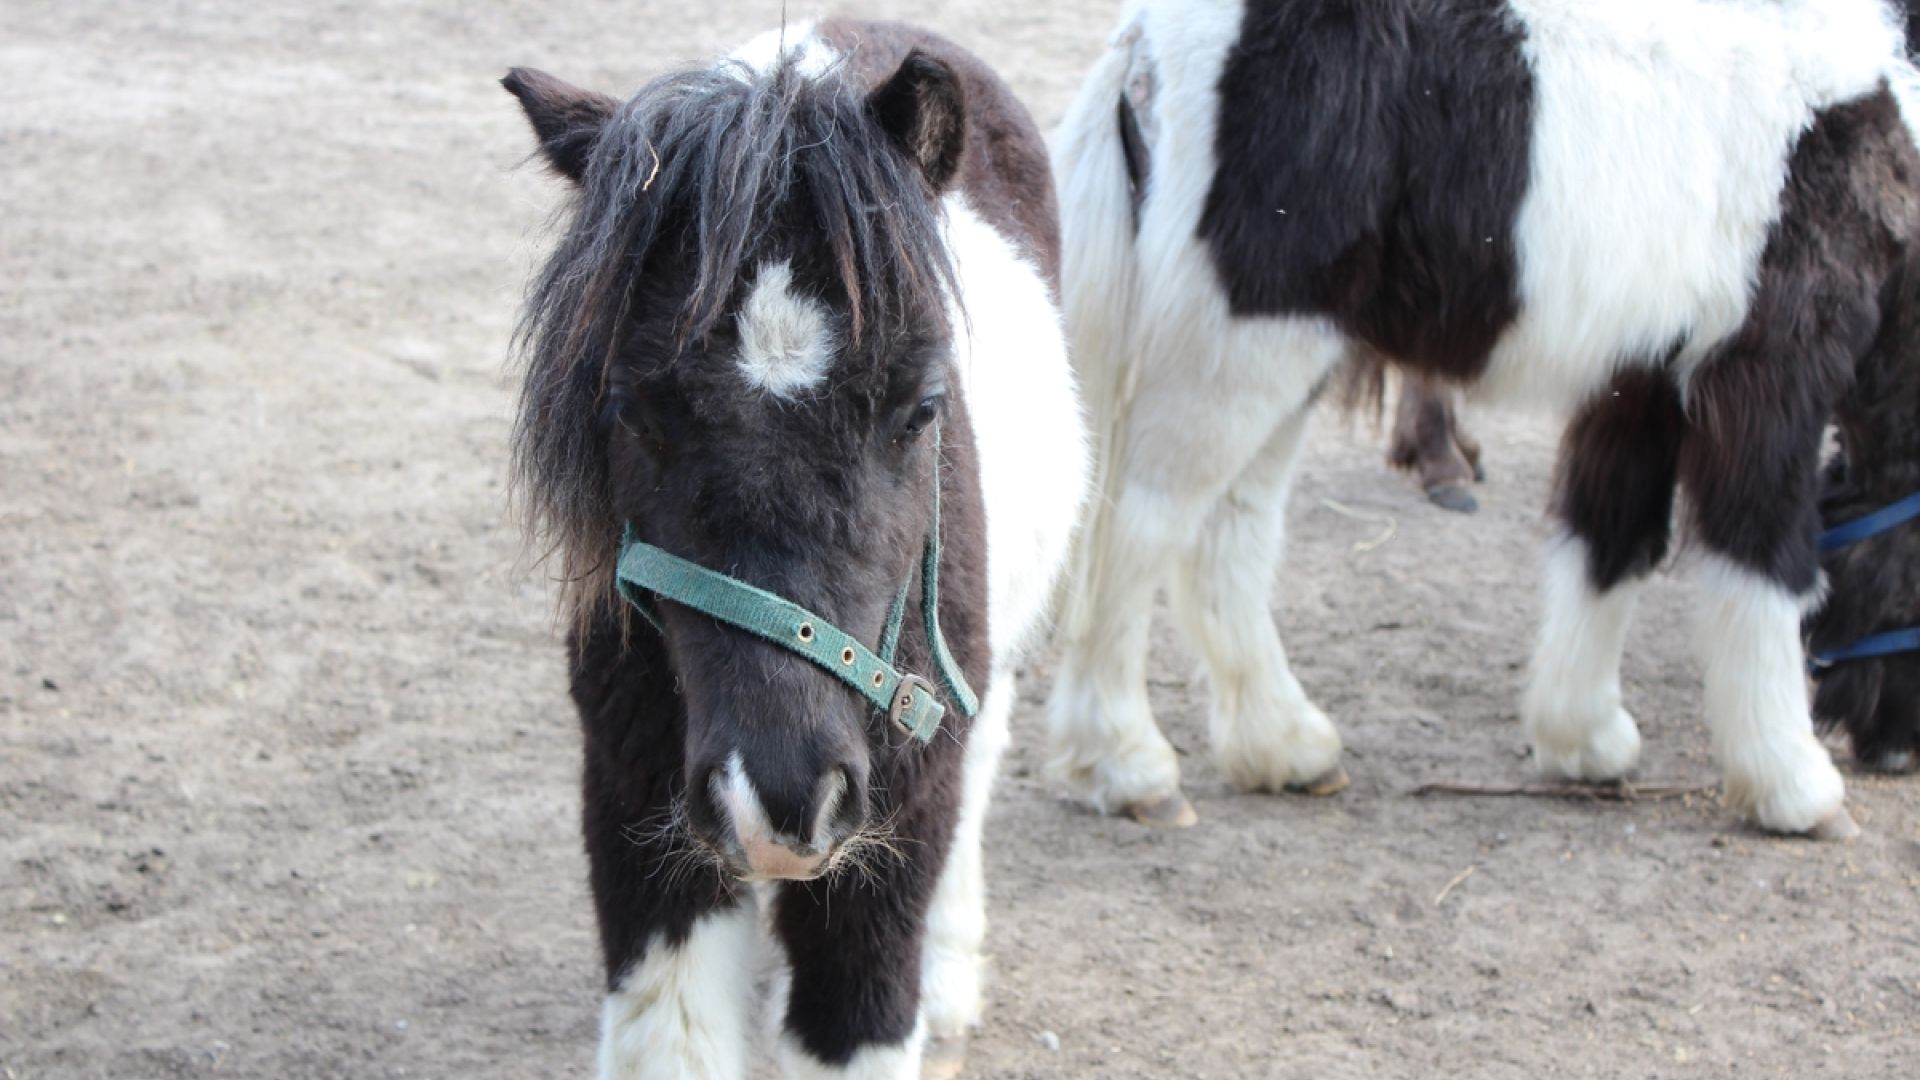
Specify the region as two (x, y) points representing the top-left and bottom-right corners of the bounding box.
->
(1199, 0), (1533, 379)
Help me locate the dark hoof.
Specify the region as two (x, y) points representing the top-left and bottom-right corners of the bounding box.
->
(1472, 461), (1488, 483)
(1425, 483), (1479, 514)
(1860, 749), (1916, 774)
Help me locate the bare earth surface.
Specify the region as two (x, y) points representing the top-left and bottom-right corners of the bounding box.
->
(4, 2), (1918, 1077)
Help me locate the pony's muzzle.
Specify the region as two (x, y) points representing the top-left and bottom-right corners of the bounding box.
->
(688, 751), (867, 881)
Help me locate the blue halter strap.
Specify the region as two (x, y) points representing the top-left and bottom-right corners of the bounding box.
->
(1808, 490), (1920, 673)
(1816, 490), (1920, 553)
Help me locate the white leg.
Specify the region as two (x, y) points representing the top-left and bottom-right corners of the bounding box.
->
(777, 1015), (925, 1080)
(1522, 534), (1645, 782)
(1047, 481), (1191, 816)
(918, 676), (1013, 1065)
(1693, 554), (1846, 833)
(1170, 406), (1343, 791)
(599, 905), (756, 1080)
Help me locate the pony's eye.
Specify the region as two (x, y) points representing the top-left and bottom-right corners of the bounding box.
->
(902, 395), (943, 440)
(616, 400), (667, 453)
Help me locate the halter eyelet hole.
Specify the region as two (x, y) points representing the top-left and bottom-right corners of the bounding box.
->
(872, 672), (885, 688)
(840, 646), (856, 665)
(796, 623), (815, 643)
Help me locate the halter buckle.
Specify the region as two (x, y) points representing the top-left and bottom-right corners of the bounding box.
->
(888, 674), (936, 735)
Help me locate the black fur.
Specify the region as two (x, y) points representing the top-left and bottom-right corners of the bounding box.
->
(1199, 0), (1533, 380)
(869, 49), (968, 194)
(1118, 93), (1151, 231)
(1803, 88), (1920, 769)
(506, 21), (1037, 1066)
(1555, 367), (1687, 592)
(1678, 96), (1905, 596)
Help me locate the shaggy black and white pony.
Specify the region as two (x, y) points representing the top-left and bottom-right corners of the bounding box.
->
(504, 20), (1085, 1078)
(1049, 0), (1920, 837)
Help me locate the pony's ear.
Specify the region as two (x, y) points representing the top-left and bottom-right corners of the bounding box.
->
(868, 49), (967, 193)
(502, 67), (618, 184)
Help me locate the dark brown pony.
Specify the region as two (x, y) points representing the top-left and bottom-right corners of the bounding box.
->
(505, 20), (1085, 1078)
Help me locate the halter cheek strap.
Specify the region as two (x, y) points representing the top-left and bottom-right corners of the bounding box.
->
(612, 430), (978, 742)
(1808, 490), (1920, 674)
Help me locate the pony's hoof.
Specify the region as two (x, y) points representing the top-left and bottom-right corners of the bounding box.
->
(923, 1035), (968, 1080)
(1127, 790), (1198, 828)
(1472, 461), (1488, 483)
(1288, 764), (1350, 797)
(1806, 806), (1861, 842)
(1861, 748), (1916, 774)
(1425, 483), (1479, 514)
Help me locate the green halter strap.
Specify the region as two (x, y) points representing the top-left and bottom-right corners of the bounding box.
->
(613, 430), (979, 743)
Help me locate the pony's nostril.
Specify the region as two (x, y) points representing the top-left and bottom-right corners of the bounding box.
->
(826, 762), (868, 836)
(682, 763), (726, 840)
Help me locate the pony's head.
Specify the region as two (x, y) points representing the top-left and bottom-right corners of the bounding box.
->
(506, 48), (971, 879)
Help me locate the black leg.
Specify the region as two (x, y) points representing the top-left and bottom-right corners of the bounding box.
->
(771, 787), (952, 1072)
(570, 610), (735, 984)
(1554, 368), (1686, 591)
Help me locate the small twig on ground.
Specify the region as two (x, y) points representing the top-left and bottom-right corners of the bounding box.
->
(1320, 498), (1398, 553)
(1409, 781), (1718, 803)
(1433, 865), (1476, 906)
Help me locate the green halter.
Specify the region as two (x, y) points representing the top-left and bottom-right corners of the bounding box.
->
(613, 430), (979, 742)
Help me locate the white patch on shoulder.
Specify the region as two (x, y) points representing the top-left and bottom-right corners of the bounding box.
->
(730, 22), (836, 79)
(939, 196), (1091, 669)
(736, 261), (835, 399)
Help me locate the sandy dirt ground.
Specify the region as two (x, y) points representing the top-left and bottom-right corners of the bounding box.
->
(4, 1), (1919, 1077)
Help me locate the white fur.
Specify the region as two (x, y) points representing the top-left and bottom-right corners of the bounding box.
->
(920, 196), (1089, 1038)
(1522, 535), (1645, 781)
(730, 22), (835, 79)
(1049, 0), (1347, 811)
(736, 261), (836, 399)
(600, 906), (757, 1080)
(940, 196), (1091, 667)
(919, 678), (1010, 1041)
(1486, 0), (1903, 404)
(1693, 555), (1846, 832)
(1169, 406), (1343, 791)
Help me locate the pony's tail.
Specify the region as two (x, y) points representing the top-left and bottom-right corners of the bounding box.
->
(1049, 22), (1150, 643)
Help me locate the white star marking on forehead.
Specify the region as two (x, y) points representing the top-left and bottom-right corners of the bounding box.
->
(735, 261), (835, 399)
